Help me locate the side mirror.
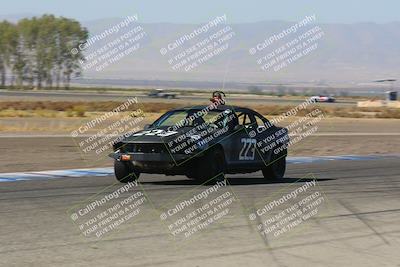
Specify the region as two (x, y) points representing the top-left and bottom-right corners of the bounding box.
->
(143, 124), (151, 130)
(234, 125), (244, 131)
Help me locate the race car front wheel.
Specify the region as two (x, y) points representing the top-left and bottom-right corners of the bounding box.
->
(114, 160), (140, 183)
(262, 152), (286, 180)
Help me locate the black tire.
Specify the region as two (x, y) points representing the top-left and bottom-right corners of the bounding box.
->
(114, 160), (140, 183)
(262, 151), (286, 180)
(194, 148), (225, 183)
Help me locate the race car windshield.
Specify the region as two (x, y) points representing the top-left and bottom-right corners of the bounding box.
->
(153, 109), (230, 128)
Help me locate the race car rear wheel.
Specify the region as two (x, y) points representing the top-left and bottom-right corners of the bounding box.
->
(195, 147), (225, 183)
(262, 151), (286, 180)
(114, 160), (140, 183)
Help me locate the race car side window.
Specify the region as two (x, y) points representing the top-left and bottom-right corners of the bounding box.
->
(236, 112), (250, 125)
(255, 115), (264, 127)
(246, 113), (257, 128)
(254, 116), (264, 126)
(236, 111), (256, 127)
(254, 113), (274, 129)
(235, 112), (242, 124)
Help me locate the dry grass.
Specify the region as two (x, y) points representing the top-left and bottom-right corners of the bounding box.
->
(0, 101), (399, 119)
(249, 104), (400, 119)
(375, 109), (400, 119)
(0, 109), (81, 118)
(0, 101), (177, 112)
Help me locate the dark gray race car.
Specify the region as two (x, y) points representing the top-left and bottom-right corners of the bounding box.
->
(109, 105), (289, 183)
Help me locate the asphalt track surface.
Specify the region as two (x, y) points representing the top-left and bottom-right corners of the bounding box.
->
(0, 156), (399, 266)
(0, 90), (356, 107)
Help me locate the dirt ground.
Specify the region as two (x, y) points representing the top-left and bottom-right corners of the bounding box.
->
(1, 116), (399, 134)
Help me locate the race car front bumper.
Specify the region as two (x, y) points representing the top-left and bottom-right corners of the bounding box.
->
(109, 151), (188, 162)
(108, 151), (194, 174)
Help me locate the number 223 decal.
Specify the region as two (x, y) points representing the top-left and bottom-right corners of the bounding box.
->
(239, 138), (256, 160)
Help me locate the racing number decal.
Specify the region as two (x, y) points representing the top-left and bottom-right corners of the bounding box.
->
(239, 138), (256, 160)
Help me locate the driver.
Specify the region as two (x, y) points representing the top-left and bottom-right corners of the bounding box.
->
(210, 91), (226, 105)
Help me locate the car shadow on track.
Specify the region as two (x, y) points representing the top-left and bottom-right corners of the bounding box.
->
(141, 177), (334, 186)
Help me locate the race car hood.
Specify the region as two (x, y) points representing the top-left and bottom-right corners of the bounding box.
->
(121, 126), (194, 144)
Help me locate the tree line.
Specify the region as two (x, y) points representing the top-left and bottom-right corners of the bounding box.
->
(0, 15), (88, 89)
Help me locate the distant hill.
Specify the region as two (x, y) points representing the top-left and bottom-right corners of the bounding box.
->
(79, 19), (400, 85)
(2, 14), (398, 85)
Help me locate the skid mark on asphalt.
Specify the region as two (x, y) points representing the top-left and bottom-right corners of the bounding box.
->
(0, 155), (398, 182)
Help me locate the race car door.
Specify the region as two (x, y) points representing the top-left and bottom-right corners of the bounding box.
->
(228, 110), (263, 169)
(252, 113), (277, 164)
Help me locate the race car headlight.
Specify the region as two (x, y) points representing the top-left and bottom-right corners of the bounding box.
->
(120, 154), (131, 161)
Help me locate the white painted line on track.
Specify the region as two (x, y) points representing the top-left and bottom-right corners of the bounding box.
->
(0, 154), (398, 182)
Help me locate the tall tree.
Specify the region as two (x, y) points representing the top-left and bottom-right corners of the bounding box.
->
(58, 17), (88, 89)
(1, 15), (88, 89)
(18, 17), (39, 88)
(0, 21), (18, 87)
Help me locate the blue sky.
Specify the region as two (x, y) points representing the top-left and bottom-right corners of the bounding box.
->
(2, 0), (399, 23)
